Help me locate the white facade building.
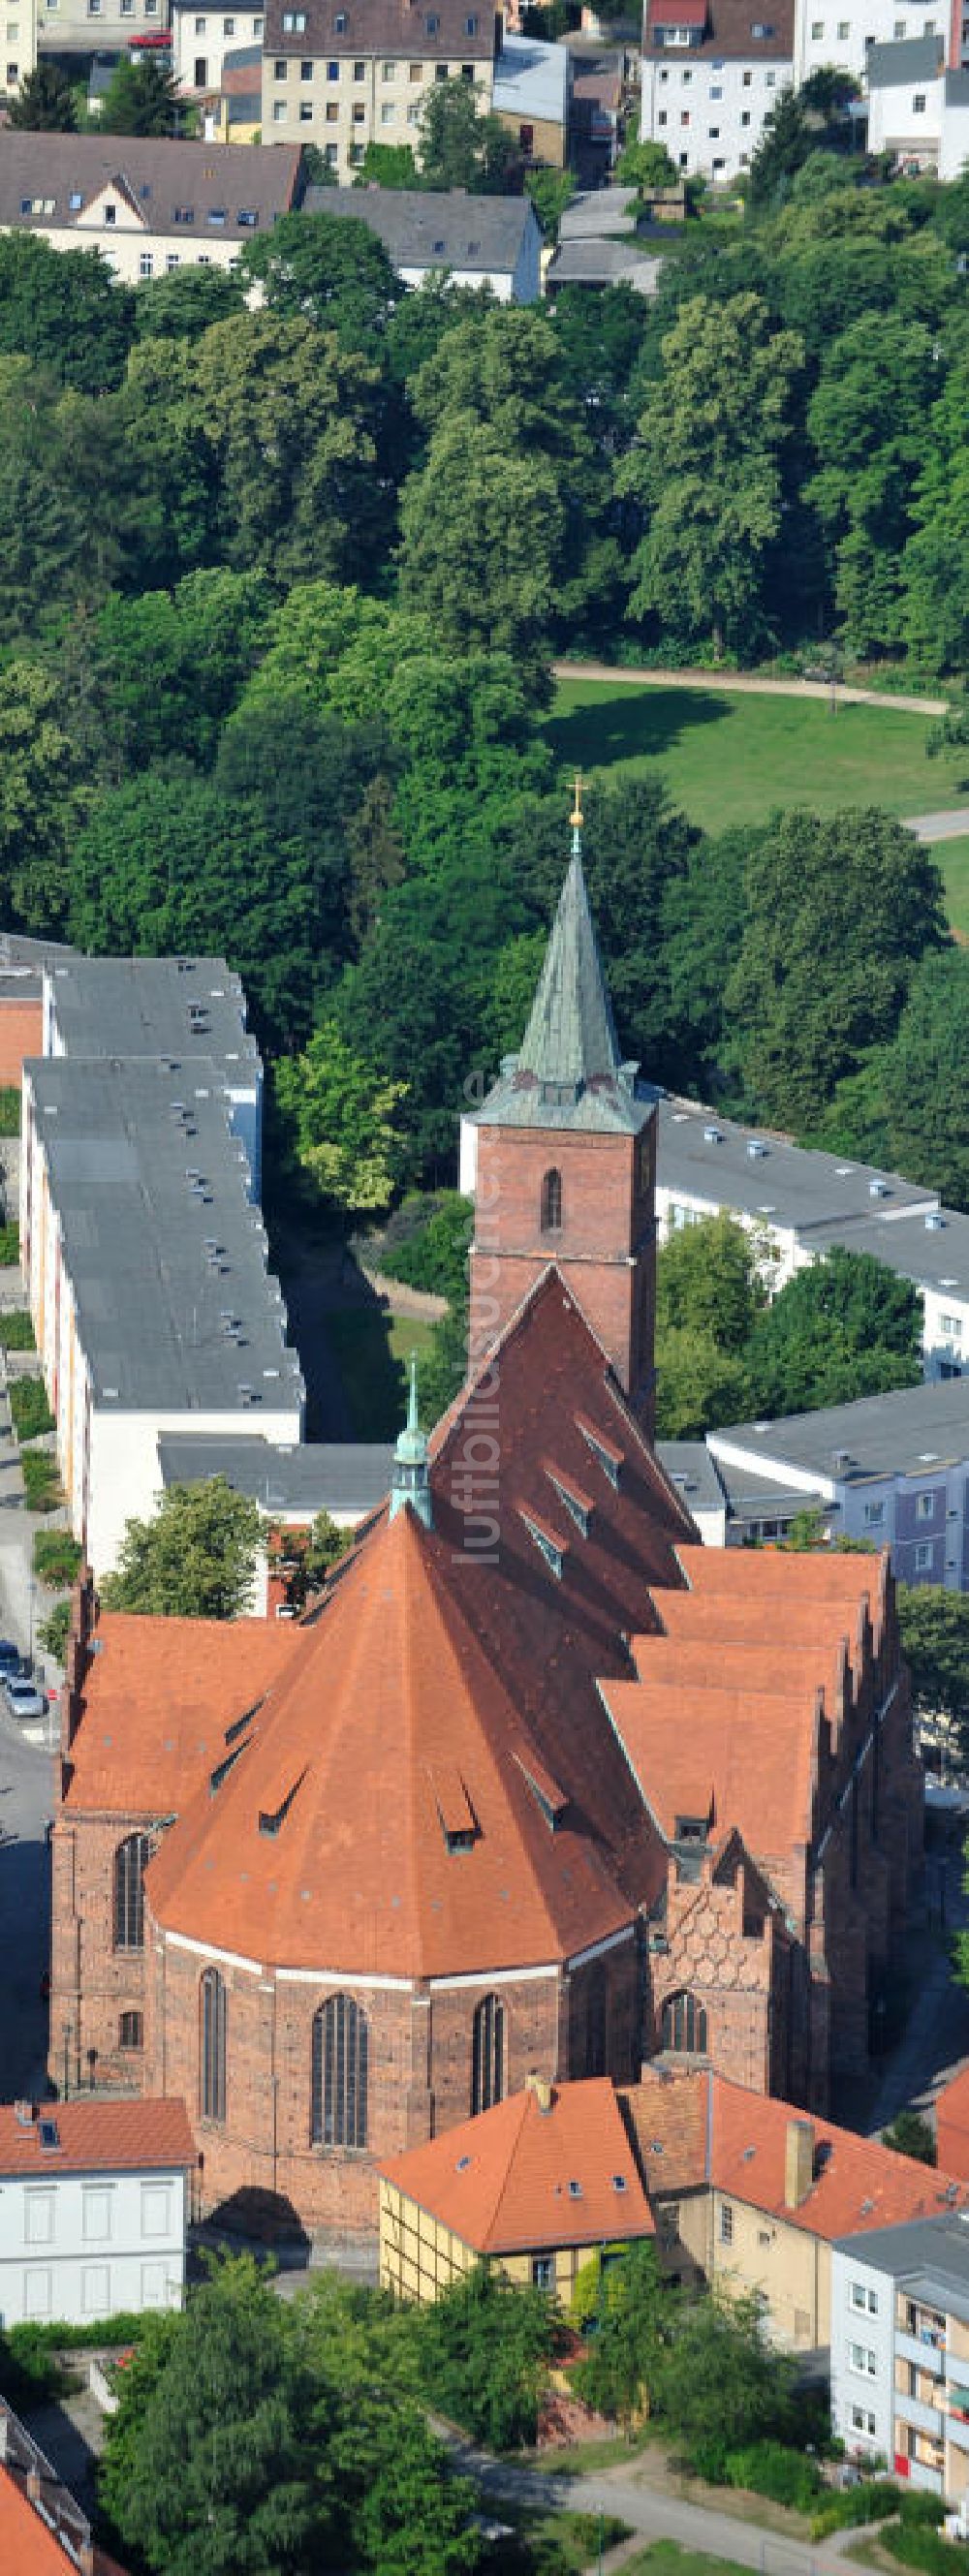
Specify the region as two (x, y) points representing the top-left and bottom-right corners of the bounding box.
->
(306, 183), (544, 300)
(865, 34), (969, 169)
(831, 2218), (969, 2501)
(640, 0), (794, 181)
(170, 0), (264, 93)
(0, 131), (302, 286)
(0, 2097), (194, 2330)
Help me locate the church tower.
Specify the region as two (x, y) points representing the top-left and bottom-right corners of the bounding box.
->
(464, 789), (657, 1434)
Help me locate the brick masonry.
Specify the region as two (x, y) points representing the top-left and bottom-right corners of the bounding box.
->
(470, 1117), (656, 1435)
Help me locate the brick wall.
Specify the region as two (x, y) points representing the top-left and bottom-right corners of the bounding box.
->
(470, 1120), (654, 1424)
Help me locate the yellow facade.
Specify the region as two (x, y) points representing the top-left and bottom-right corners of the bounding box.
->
(379, 2182), (646, 2311)
(708, 2188), (831, 2349)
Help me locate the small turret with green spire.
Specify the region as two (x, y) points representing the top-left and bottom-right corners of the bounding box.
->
(389, 1352), (432, 1528)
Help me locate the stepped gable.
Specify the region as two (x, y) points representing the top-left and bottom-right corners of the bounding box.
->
(61, 1612), (299, 1814)
(145, 1501), (635, 1977)
(428, 1268), (701, 1904)
(381, 2076), (654, 2253)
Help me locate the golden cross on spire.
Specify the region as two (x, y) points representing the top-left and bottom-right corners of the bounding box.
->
(570, 772), (584, 833)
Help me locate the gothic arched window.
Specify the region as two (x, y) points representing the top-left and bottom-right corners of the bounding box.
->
(540, 1168), (563, 1233)
(471, 1993), (506, 2115)
(311, 1995), (368, 2149)
(113, 1832), (154, 1951)
(662, 1991), (707, 2056)
(200, 1968), (227, 2123)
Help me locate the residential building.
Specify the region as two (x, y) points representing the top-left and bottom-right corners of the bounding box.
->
(0, 2096), (194, 2328)
(831, 2214), (969, 2497)
(865, 33), (969, 171)
(21, 1053), (303, 1571)
(305, 181), (543, 297)
(706, 1377), (969, 1594)
(207, 37), (263, 130)
(0, 2396), (128, 2575)
(170, 0), (264, 98)
(652, 1093), (969, 1381)
(0, 0), (36, 101)
(48, 832), (921, 2239)
(155, 1429), (395, 1609)
(42, 952), (263, 1200)
(378, 2067), (969, 2346)
(491, 30), (572, 163)
(639, 0), (795, 183)
(793, 0), (967, 93)
(546, 184), (666, 292)
(260, 0), (494, 171)
(0, 132), (303, 282)
(380, 2072), (656, 2304)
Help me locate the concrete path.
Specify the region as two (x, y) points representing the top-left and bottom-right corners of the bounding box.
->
(903, 807), (969, 841)
(552, 661), (950, 718)
(455, 2438), (858, 2576)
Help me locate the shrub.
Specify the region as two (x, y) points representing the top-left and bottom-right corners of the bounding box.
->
(0, 1220), (18, 1266)
(0, 1310), (34, 1350)
(377, 1192), (473, 1306)
(38, 1599), (72, 1662)
(33, 1530), (82, 1589)
(724, 2439), (824, 2510)
(898, 2493), (948, 2529)
(21, 1449), (60, 1511)
(0, 1086), (19, 1137)
(10, 1377), (54, 1442)
(883, 2522), (955, 2575)
(810, 2478), (900, 2538)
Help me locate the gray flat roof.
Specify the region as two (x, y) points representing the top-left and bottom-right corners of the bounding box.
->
(27, 1058), (303, 1415)
(866, 31), (943, 82)
(656, 1440), (728, 1519)
(808, 1203), (969, 1302)
(658, 1094), (938, 1236)
(559, 185), (640, 236)
(709, 1373), (969, 1487)
(46, 955), (260, 1088)
(837, 2211), (969, 2315)
(492, 33), (570, 120)
(303, 184), (535, 272)
(548, 239), (663, 292)
(157, 1433), (393, 1514)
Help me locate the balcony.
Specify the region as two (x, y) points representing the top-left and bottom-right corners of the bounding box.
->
(948, 2410), (969, 2455)
(896, 2392), (945, 2438)
(898, 2331), (946, 2374)
(908, 2462), (945, 2498)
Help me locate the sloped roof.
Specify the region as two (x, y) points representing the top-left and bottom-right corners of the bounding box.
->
(866, 31), (943, 82)
(602, 1670), (821, 1856)
(62, 1613), (298, 1815)
(0, 2097), (195, 2178)
(469, 851), (653, 1135)
(381, 2078), (654, 2251)
(146, 1500), (637, 1976)
(305, 185), (538, 274)
(710, 2076), (969, 2240)
(619, 2069), (709, 2194)
(0, 132), (301, 239)
(935, 2064), (969, 2174)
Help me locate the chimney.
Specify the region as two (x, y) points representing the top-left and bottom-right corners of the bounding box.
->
(784, 2117), (815, 2210)
(525, 2072), (553, 2114)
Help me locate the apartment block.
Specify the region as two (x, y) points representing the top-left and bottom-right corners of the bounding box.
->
(261, 0), (495, 168)
(832, 2216), (969, 2499)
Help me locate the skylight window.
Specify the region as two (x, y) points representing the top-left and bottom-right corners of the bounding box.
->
(612, 2173), (628, 2192)
(39, 2119), (61, 2152)
(519, 1510), (564, 1580)
(568, 2179), (583, 2198)
(577, 1419), (622, 1490)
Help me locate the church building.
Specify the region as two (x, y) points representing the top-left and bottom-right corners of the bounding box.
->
(47, 825), (922, 2237)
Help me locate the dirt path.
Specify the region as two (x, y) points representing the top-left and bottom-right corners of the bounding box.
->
(552, 661), (949, 718)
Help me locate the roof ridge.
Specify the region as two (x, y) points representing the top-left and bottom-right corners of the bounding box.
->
(480, 2088), (534, 2248)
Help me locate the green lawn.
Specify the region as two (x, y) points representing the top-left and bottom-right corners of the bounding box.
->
(487, 2505), (631, 2573)
(322, 1308), (437, 1441)
(933, 832), (969, 941)
(547, 680), (969, 835)
(620, 2550), (760, 2576)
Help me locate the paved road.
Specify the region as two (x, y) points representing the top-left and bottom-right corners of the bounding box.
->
(552, 660), (950, 718)
(453, 2438), (860, 2576)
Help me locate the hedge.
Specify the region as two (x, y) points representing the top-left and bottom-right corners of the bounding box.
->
(21, 1449), (60, 1512)
(0, 1087), (19, 1138)
(0, 1220), (18, 1267)
(811, 2479), (901, 2539)
(32, 1530), (82, 1589)
(10, 1377), (54, 1442)
(0, 1310), (34, 1350)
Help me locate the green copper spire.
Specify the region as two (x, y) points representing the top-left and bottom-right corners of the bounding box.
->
(516, 778), (624, 1100)
(390, 1351), (432, 1526)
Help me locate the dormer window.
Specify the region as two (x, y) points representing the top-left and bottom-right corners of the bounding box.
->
(520, 1510), (564, 1580)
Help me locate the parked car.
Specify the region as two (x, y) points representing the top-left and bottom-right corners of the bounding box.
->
(2, 1674), (46, 1721)
(0, 1638), (21, 1671)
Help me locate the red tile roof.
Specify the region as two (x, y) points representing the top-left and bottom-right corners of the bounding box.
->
(0, 2471), (77, 2576)
(709, 2074), (969, 2240)
(62, 1613), (298, 1814)
(934, 2064), (969, 2176)
(146, 1502), (635, 1976)
(603, 1673), (821, 1854)
(0, 2096), (195, 2177)
(382, 2078), (655, 2252)
(0, 1000), (42, 1086)
(0, 2408), (129, 2574)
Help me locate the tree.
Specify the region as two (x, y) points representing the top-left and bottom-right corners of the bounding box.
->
(573, 2241), (669, 2429)
(417, 74), (520, 194)
(897, 1585), (969, 1757)
(398, 416), (564, 692)
(413, 2262), (558, 2450)
(99, 1478), (263, 1620)
(617, 294), (803, 658)
(826, 949), (969, 1215)
(882, 2111), (937, 2165)
(655, 2290), (796, 2466)
(269, 1510), (351, 1613)
(8, 60), (77, 128)
(656, 1212), (767, 1357)
(275, 1021), (408, 1213)
(614, 139), (676, 191)
(0, 234), (134, 392)
(655, 1326), (752, 1440)
(100, 53), (179, 135)
(746, 90), (822, 207)
(239, 210), (400, 355)
(524, 166), (576, 240)
(134, 263), (247, 342)
(806, 314), (938, 657)
(745, 1248), (922, 1419)
(0, 659), (85, 934)
(357, 140), (420, 188)
(724, 808), (946, 1130)
(95, 569), (275, 771)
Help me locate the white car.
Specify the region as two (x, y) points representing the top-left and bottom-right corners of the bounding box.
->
(2, 1674), (46, 1722)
